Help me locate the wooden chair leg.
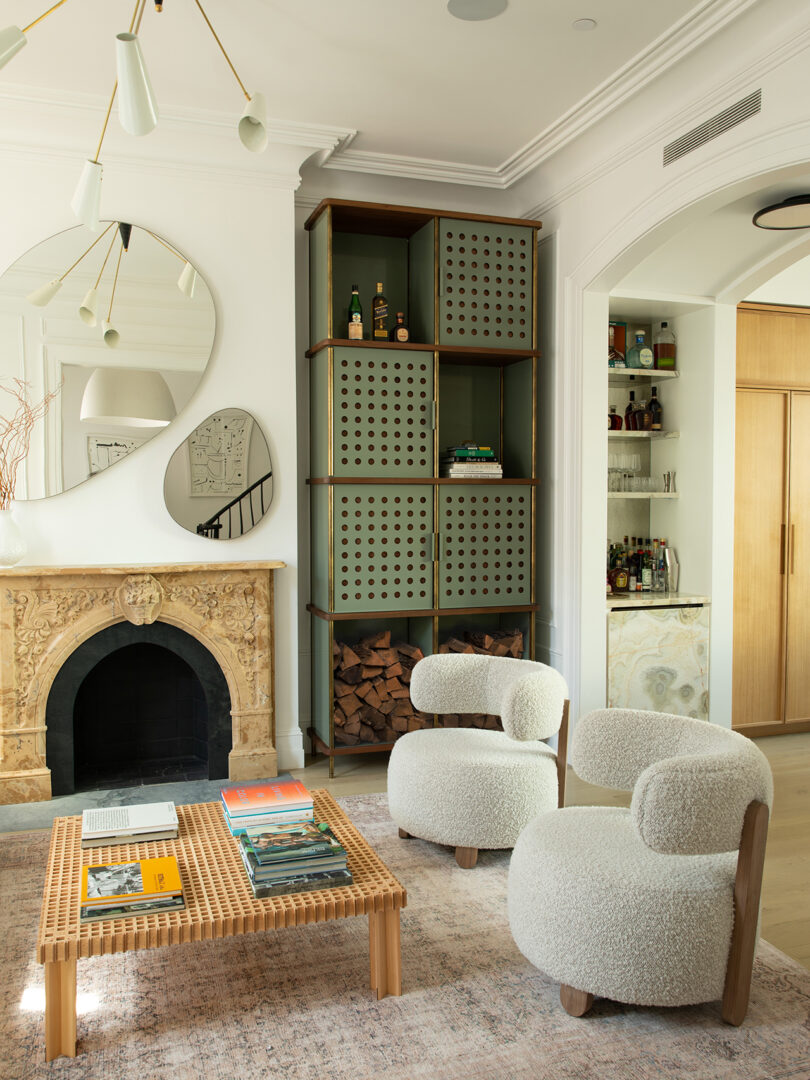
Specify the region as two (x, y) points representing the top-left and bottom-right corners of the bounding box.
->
(454, 846), (478, 869)
(722, 800), (769, 1026)
(398, 828), (412, 839)
(560, 984), (594, 1017)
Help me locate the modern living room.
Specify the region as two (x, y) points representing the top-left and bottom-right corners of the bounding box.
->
(1, 1), (810, 1076)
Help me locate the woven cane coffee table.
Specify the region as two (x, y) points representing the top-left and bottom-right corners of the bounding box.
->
(37, 789), (406, 1061)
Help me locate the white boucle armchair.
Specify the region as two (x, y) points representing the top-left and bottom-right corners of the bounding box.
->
(387, 654), (569, 869)
(507, 708), (773, 1025)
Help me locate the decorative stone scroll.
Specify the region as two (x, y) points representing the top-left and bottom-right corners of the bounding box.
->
(0, 561), (285, 804)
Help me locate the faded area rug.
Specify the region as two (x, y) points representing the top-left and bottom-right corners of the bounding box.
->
(2, 793), (809, 1080)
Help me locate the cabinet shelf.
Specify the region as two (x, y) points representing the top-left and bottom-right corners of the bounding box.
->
(608, 369), (679, 384)
(307, 337), (540, 365)
(607, 492), (680, 500)
(608, 430), (679, 440)
(307, 477), (538, 485)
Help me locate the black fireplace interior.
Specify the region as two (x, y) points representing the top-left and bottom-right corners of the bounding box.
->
(46, 622), (232, 795)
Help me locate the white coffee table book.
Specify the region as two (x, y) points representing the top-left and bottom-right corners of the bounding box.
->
(80, 802), (179, 847)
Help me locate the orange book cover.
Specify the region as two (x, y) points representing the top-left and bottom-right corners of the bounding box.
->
(81, 855), (182, 906)
(220, 773), (312, 817)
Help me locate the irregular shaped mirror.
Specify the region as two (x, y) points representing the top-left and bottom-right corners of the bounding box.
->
(163, 409), (273, 539)
(0, 222), (214, 498)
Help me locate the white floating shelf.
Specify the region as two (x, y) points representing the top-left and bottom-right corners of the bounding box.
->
(607, 492), (680, 499)
(608, 430), (679, 439)
(608, 369), (679, 382)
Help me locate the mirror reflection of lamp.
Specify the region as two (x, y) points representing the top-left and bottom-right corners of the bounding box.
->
(80, 368), (177, 429)
(25, 220), (117, 307)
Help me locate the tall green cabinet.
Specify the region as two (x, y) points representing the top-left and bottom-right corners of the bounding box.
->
(306, 199), (542, 774)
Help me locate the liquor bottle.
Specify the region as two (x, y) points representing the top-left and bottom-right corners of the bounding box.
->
(388, 312), (409, 343)
(641, 542), (652, 591)
(654, 322), (677, 369)
(635, 397), (653, 431)
(626, 330), (653, 369)
(608, 406), (623, 430)
(347, 284), (363, 340)
(625, 390), (637, 431)
(608, 324), (625, 368)
(648, 386), (663, 431)
(371, 282), (388, 340)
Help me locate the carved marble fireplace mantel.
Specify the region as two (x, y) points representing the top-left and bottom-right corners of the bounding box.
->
(0, 561), (285, 804)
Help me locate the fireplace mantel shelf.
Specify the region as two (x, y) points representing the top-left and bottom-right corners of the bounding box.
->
(0, 561), (286, 577)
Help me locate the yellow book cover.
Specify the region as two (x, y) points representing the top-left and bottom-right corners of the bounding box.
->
(81, 855), (182, 906)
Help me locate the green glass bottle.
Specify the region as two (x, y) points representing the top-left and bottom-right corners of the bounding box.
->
(348, 284), (363, 340)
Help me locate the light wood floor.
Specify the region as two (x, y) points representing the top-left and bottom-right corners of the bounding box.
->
(294, 731), (810, 968)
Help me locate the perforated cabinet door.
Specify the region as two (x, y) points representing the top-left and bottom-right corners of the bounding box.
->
(439, 220), (534, 349)
(333, 485), (434, 612)
(438, 486), (532, 608)
(332, 347), (434, 477)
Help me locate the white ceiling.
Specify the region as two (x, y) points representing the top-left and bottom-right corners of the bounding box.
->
(5, 0), (752, 169)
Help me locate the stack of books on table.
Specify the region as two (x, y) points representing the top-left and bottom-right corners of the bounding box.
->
(220, 773), (314, 837)
(238, 820), (353, 898)
(440, 444), (503, 479)
(80, 801), (179, 847)
(79, 855), (185, 922)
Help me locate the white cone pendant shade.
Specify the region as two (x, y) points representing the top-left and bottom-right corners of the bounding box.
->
(101, 320), (120, 348)
(26, 278), (62, 306)
(81, 367), (176, 427)
(177, 261), (198, 299)
(238, 92), (268, 152)
(116, 32), (158, 136)
(71, 160), (103, 231)
(0, 25), (26, 70)
(79, 288), (99, 326)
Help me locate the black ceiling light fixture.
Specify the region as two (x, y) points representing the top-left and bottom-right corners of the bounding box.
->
(753, 195), (810, 230)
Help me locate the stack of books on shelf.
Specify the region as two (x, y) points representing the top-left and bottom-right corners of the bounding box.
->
(220, 773), (314, 837)
(80, 801), (179, 847)
(238, 819), (353, 898)
(79, 855), (184, 922)
(440, 444), (503, 478)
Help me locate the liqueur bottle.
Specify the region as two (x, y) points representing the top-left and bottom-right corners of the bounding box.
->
(648, 387), (663, 430)
(608, 324), (625, 368)
(388, 312), (409, 342)
(627, 330), (653, 369)
(348, 284), (363, 340)
(371, 282), (388, 340)
(654, 322), (677, 369)
(608, 406), (623, 430)
(625, 390), (637, 431)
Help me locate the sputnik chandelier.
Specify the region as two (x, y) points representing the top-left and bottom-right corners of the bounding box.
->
(26, 221), (198, 348)
(0, 0), (267, 230)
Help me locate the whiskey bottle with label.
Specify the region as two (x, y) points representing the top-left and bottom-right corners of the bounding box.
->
(648, 386), (663, 430)
(348, 284), (363, 340)
(372, 282), (388, 340)
(388, 312), (409, 342)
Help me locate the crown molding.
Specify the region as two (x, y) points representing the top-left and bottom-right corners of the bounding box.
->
(320, 147), (505, 190)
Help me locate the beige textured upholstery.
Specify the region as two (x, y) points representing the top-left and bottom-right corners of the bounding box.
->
(508, 709), (773, 1017)
(387, 655), (568, 863)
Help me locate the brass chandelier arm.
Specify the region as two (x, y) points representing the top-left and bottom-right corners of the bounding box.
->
(22, 0), (69, 34)
(106, 240), (125, 322)
(91, 0), (148, 163)
(93, 228), (120, 289)
(58, 221), (116, 281)
(192, 0), (250, 100)
(144, 229), (185, 263)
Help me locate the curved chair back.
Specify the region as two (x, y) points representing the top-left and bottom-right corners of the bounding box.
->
(409, 654), (568, 742)
(571, 709), (773, 855)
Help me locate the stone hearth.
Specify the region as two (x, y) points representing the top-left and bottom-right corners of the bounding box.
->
(0, 561), (284, 804)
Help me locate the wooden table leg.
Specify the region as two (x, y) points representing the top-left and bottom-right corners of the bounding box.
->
(44, 958), (77, 1061)
(368, 906), (402, 1000)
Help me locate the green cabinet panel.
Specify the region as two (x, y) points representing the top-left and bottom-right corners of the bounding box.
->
(309, 211), (330, 345)
(332, 347), (434, 477)
(332, 484), (434, 612)
(438, 219), (534, 349)
(438, 485), (532, 607)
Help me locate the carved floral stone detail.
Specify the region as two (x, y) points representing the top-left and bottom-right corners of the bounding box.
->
(116, 573), (164, 625)
(165, 580), (261, 687)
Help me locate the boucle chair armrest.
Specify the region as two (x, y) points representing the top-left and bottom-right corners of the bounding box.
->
(410, 654), (568, 741)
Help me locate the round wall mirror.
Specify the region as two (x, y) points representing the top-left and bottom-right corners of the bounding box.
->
(0, 222), (214, 499)
(163, 408), (273, 539)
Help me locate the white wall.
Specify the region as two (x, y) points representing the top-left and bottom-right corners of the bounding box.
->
(0, 119), (329, 772)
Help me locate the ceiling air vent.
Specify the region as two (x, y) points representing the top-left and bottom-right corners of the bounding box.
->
(663, 90), (761, 167)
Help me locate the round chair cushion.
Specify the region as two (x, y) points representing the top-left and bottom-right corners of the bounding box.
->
(387, 727), (558, 850)
(508, 806), (738, 1007)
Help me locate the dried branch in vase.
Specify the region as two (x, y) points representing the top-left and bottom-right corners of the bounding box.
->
(0, 378), (61, 510)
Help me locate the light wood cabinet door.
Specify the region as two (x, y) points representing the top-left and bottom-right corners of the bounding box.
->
(785, 392), (810, 723)
(737, 306), (810, 388)
(732, 389), (788, 730)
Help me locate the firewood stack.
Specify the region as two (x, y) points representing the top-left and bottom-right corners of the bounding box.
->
(331, 627), (525, 745)
(435, 629), (524, 730)
(332, 631), (432, 746)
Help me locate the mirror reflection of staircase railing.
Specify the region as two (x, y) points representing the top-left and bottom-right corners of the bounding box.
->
(196, 470), (273, 539)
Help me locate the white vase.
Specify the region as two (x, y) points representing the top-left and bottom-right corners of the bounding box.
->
(0, 506), (26, 567)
